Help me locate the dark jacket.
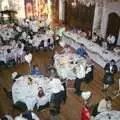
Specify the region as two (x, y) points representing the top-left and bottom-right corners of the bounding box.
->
(104, 63), (118, 74)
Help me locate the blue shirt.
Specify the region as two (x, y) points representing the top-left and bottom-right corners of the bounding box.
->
(31, 67), (42, 75)
(76, 48), (87, 57)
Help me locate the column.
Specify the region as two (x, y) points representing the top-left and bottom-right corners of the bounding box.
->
(48, 0), (52, 22)
(59, 0), (65, 21)
(100, 7), (108, 38)
(117, 29), (120, 45)
(92, 0), (103, 34)
(100, 0), (109, 38)
(1, 0), (9, 11)
(17, 0), (25, 19)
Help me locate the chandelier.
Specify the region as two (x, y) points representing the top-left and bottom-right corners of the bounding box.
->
(72, 0), (96, 7)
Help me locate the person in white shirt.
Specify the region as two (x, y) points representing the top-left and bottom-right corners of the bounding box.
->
(97, 96), (112, 113)
(107, 34), (116, 49)
(92, 32), (98, 42)
(74, 64), (86, 96)
(49, 77), (65, 115)
(49, 78), (64, 94)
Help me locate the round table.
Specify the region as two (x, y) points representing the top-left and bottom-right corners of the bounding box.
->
(12, 75), (52, 110)
(0, 45), (12, 63)
(54, 53), (93, 80)
(95, 110), (120, 120)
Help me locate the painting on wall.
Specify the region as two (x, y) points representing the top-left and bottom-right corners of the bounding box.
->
(25, 0), (33, 18)
(25, 0), (48, 20)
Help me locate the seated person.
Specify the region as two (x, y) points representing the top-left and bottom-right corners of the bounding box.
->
(47, 38), (54, 50)
(97, 96), (112, 113)
(95, 36), (104, 46)
(36, 87), (49, 109)
(102, 40), (108, 49)
(92, 32), (98, 42)
(87, 31), (92, 40)
(59, 44), (74, 54)
(6, 49), (13, 61)
(1, 114), (13, 120)
(31, 64), (43, 76)
(107, 34), (116, 49)
(10, 40), (16, 48)
(39, 40), (44, 49)
(11, 72), (21, 82)
(76, 44), (88, 58)
(81, 30), (87, 38)
(16, 43), (25, 63)
(14, 111), (40, 120)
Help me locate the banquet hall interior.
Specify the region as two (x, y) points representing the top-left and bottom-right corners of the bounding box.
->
(0, 0), (120, 120)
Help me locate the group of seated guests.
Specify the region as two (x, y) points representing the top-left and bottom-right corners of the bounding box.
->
(0, 40), (26, 68)
(11, 64), (66, 117)
(56, 43), (93, 96)
(81, 96), (112, 120)
(69, 27), (118, 51)
(80, 96), (112, 120)
(0, 17), (57, 50)
(71, 27), (88, 38)
(0, 111), (40, 120)
(14, 24), (55, 51)
(0, 96), (113, 120)
(69, 27), (117, 51)
(92, 32), (117, 50)
(0, 25), (57, 68)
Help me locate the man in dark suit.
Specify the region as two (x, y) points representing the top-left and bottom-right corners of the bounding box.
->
(103, 59), (118, 91)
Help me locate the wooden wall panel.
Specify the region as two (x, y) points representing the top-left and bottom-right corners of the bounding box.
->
(65, 0), (95, 32)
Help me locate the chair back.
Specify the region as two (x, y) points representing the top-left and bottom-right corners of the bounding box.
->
(14, 101), (28, 111)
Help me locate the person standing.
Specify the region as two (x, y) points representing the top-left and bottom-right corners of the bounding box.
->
(74, 64), (86, 96)
(103, 59), (118, 91)
(81, 101), (91, 120)
(49, 77), (64, 119)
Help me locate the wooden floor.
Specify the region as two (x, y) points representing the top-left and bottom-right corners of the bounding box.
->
(0, 46), (120, 120)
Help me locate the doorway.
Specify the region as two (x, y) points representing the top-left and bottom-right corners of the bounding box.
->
(106, 12), (120, 44)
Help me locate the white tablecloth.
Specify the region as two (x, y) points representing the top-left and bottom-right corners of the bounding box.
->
(12, 75), (52, 110)
(0, 27), (16, 41)
(0, 45), (12, 63)
(95, 110), (120, 120)
(15, 112), (40, 120)
(0, 45), (25, 63)
(54, 53), (92, 80)
(62, 32), (120, 70)
(26, 34), (54, 48)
